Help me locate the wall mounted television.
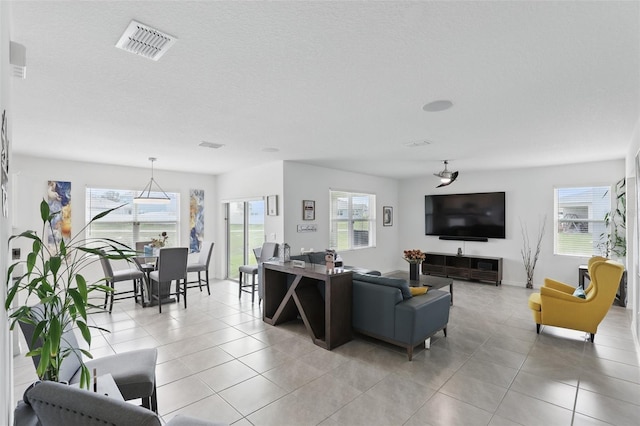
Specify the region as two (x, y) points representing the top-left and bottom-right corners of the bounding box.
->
(425, 192), (506, 241)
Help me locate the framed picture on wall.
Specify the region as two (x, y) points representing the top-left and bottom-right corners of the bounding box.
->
(267, 195), (278, 216)
(303, 200), (315, 220)
(383, 206), (393, 226)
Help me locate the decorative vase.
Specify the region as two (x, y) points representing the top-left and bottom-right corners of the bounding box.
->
(409, 262), (419, 281)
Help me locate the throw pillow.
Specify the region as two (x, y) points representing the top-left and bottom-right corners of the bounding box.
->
(573, 286), (586, 299)
(410, 287), (428, 296)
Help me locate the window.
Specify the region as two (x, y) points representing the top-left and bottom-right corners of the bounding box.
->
(330, 190), (376, 250)
(86, 188), (180, 248)
(554, 186), (610, 256)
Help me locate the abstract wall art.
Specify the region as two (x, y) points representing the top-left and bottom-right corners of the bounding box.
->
(189, 189), (204, 253)
(46, 180), (71, 250)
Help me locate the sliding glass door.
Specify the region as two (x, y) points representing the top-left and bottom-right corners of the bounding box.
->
(227, 199), (265, 279)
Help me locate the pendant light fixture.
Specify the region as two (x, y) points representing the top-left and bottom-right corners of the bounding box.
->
(433, 160), (459, 188)
(134, 157), (170, 204)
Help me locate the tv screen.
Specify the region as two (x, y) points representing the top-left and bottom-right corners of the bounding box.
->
(425, 192), (506, 240)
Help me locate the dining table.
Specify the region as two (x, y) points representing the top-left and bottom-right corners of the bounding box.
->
(133, 254), (176, 307)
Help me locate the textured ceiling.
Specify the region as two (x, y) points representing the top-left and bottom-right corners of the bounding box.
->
(8, 1), (640, 179)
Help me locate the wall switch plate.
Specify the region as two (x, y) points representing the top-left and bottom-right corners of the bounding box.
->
(12, 248), (20, 260)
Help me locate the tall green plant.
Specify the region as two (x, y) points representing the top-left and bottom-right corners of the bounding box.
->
(5, 200), (134, 388)
(600, 178), (626, 258)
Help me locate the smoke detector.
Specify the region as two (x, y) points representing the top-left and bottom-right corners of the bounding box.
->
(116, 20), (177, 61)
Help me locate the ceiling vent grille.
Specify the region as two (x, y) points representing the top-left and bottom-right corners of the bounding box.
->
(115, 20), (176, 61)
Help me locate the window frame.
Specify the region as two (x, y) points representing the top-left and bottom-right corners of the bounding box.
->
(329, 189), (376, 251)
(553, 185), (611, 257)
(85, 187), (181, 249)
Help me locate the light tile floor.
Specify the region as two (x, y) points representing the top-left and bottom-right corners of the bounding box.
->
(12, 279), (640, 425)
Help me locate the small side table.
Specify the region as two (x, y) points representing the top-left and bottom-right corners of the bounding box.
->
(578, 264), (627, 307)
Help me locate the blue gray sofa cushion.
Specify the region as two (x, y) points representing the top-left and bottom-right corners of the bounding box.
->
(352, 272), (413, 300)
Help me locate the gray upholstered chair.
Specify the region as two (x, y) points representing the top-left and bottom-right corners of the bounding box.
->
(15, 380), (227, 426)
(98, 251), (145, 313)
(18, 311), (158, 413)
(238, 247), (261, 302)
(186, 241), (214, 295)
(149, 247), (189, 313)
(256, 242), (279, 302)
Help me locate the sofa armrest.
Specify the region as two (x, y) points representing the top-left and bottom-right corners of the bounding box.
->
(394, 290), (450, 346)
(352, 280), (402, 338)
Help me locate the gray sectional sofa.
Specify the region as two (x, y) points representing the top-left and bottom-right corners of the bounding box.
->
(351, 273), (451, 360)
(262, 251), (450, 359)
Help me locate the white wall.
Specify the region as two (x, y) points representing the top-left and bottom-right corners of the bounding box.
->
(215, 161), (284, 277)
(283, 161), (400, 272)
(1, 1), (13, 422)
(11, 154), (217, 282)
(625, 119), (640, 348)
(399, 160), (625, 287)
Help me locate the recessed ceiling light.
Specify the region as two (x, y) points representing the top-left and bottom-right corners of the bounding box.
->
(199, 141), (224, 149)
(404, 140), (432, 148)
(262, 147), (279, 153)
(422, 100), (453, 112)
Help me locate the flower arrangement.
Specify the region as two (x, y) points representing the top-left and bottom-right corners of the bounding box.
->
(403, 249), (426, 264)
(151, 231), (168, 248)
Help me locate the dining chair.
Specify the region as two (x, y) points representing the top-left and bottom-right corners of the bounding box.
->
(238, 247), (261, 302)
(186, 241), (214, 295)
(98, 251), (145, 313)
(149, 247), (189, 313)
(239, 242), (279, 303)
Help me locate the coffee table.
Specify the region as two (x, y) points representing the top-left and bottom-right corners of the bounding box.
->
(384, 270), (454, 305)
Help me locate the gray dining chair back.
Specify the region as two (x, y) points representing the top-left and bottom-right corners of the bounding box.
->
(253, 247), (262, 263)
(257, 242), (279, 302)
(98, 250), (144, 313)
(156, 247), (189, 282)
(149, 247), (189, 313)
(186, 241), (214, 295)
(258, 242), (278, 263)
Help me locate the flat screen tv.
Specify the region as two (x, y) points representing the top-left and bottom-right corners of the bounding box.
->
(425, 192), (506, 240)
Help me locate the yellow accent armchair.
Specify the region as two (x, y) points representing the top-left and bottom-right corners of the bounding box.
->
(527, 260), (624, 342)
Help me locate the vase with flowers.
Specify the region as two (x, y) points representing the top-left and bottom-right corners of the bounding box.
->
(403, 249), (426, 281)
(150, 232), (168, 256)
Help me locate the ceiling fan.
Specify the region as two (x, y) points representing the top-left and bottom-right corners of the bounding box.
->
(434, 160), (459, 188)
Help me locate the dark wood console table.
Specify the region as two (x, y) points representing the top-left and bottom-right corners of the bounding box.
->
(422, 252), (503, 286)
(262, 261), (353, 350)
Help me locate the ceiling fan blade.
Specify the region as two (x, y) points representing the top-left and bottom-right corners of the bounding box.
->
(436, 180), (451, 188)
(450, 171), (459, 181)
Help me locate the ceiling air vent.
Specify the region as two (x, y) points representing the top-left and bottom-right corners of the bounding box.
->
(115, 20), (177, 61)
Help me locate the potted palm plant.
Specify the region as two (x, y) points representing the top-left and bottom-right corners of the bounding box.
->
(5, 200), (134, 388)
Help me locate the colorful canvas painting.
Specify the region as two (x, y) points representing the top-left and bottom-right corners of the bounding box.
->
(189, 189), (204, 253)
(46, 180), (71, 250)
